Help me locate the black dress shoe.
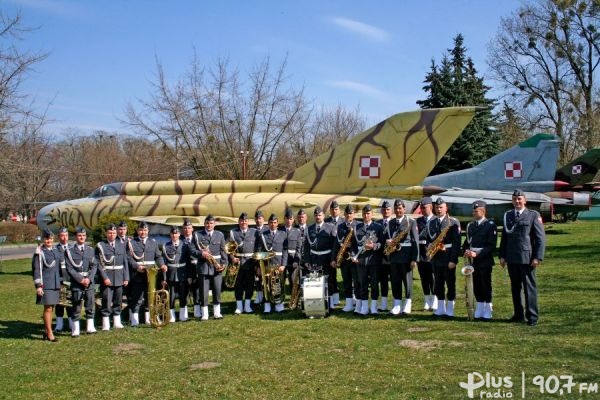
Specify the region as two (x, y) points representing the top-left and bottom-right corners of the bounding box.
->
(508, 315), (525, 323)
(43, 333), (58, 342)
(527, 320), (538, 326)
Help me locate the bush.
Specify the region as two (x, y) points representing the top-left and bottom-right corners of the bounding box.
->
(90, 214), (135, 245)
(0, 222), (40, 243)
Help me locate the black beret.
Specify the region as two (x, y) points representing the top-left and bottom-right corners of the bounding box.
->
(297, 209), (306, 216)
(42, 229), (54, 239)
(381, 200), (391, 208)
(394, 199), (405, 208)
(57, 226), (68, 234)
(284, 208), (293, 218)
(472, 200), (487, 209)
(420, 197), (432, 206)
(330, 200), (339, 209)
(205, 214), (215, 222)
(314, 206), (323, 215)
(137, 221), (149, 229)
(362, 204), (372, 212)
(268, 213), (278, 222)
(105, 223), (117, 231)
(344, 204), (354, 214)
(117, 220), (128, 228)
(170, 226), (180, 234)
(75, 226), (86, 234)
(434, 197), (445, 205)
(239, 212), (248, 220)
(255, 210), (264, 219)
(512, 189), (525, 197)
(182, 218), (193, 227)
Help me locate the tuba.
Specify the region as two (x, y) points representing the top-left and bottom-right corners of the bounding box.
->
(461, 257), (475, 321)
(224, 240), (240, 289)
(253, 251), (284, 304)
(146, 265), (170, 328)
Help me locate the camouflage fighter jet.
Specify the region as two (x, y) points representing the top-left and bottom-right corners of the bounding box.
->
(36, 107), (477, 234)
(554, 148), (600, 193)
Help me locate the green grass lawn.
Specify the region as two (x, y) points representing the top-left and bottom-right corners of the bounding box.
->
(1, 221), (598, 399)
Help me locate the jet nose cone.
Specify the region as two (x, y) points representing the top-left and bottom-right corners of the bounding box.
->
(37, 204), (55, 232)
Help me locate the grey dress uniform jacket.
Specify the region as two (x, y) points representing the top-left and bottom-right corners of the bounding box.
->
(302, 222), (336, 267)
(229, 228), (257, 270)
(96, 240), (130, 286)
(462, 219), (497, 268)
(32, 246), (63, 290)
(162, 241), (188, 282)
(257, 229), (289, 267)
(280, 226), (302, 266)
(416, 215), (434, 262)
(352, 221), (384, 265)
(195, 230), (227, 275)
(387, 216), (419, 264)
(127, 237), (164, 283)
(499, 209), (545, 264)
(65, 245), (98, 290)
(426, 215), (461, 265)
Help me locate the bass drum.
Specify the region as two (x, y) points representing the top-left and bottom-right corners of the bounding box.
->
(302, 274), (329, 319)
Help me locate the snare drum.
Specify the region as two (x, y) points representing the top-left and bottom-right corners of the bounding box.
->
(302, 273), (329, 319)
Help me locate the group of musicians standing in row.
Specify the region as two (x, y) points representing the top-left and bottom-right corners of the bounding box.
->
(32, 189), (545, 341)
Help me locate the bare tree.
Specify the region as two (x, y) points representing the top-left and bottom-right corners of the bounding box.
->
(488, 0), (600, 162)
(124, 53), (312, 180)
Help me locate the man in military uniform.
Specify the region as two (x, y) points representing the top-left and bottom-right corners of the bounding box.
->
(303, 207), (337, 309)
(462, 200), (497, 320)
(334, 204), (357, 312)
(196, 214), (227, 319)
(295, 208), (308, 264)
(386, 199), (419, 315)
(324, 201), (344, 306)
(281, 209), (302, 308)
(181, 219), (202, 319)
(117, 221), (129, 244)
(53, 227), (71, 333)
(427, 198), (461, 318)
(377, 200), (393, 311)
(162, 226), (188, 322)
(351, 204), (384, 315)
(229, 212), (257, 314)
(416, 197), (437, 311)
(96, 223), (129, 330)
(256, 214), (288, 313)
(65, 227), (98, 336)
(127, 221), (166, 326)
(499, 190), (545, 326)
(253, 210), (267, 305)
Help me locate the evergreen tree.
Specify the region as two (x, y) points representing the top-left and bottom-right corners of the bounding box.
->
(417, 34), (499, 174)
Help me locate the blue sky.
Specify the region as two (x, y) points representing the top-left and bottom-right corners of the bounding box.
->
(6, 0), (523, 135)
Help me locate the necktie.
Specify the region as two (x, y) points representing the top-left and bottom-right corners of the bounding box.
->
(110, 242), (115, 249)
(79, 245), (84, 252)
(516, 211), (520, 218)
(316, 225), (320, 233)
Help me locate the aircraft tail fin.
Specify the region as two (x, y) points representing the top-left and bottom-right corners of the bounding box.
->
(281, 107), (478, 196)
(555, 148), (600, 187)
(424, 133), (560, 190)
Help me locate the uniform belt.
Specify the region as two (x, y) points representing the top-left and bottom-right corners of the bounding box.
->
(167, 263), (186, 268)
(419, 240), (426, 245)
(443, 244), (452, 249)
(273, 252), (283, 256)
(400, 243), (412, 247)
(470, 247), (483, 254)
(104, 265), (124, 270)
(311, 249), (331, 255)
(79, 272), (89, 277)
(287, 250), (296, 255)
(138, 261), (156, 266)
(235, 253), (254, 257)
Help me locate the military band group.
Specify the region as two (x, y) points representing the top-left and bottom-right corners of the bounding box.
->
(32, 189), (545, 341)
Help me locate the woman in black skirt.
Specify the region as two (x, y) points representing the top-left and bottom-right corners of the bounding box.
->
(32, 230), (64, 341)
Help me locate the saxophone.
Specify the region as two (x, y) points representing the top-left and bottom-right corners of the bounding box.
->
(199, 240), (222, 271)
(426, 224), (451, 260)
(224, 240), (240, 289)
(383, 222), (411, 256)
(335, 226), (354, 265)
(146, 265), (170, 328)
(288, 267), (301, 310)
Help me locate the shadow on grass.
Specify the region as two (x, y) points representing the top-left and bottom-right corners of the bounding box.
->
(0, 319), (44, 340)
(545, 229), (571, 235)
(545, 244), (599, 260)
(0, 270), (30, 276)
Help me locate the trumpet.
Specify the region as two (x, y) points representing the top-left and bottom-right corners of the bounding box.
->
(224, 240), (240, 289)
(350, 231), (377, 262)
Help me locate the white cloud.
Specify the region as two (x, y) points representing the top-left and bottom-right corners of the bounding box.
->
(330, 17), (390, 42)
(326, 80), (388, 99)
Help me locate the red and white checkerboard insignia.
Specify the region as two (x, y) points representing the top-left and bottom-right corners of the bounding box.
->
(359, 156), (380, 179)
(504, 161), (522, 179)
(572, 164), (582, 175)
